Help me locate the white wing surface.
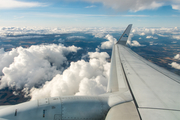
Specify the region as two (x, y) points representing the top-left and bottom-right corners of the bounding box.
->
(108, 24), (180, 119)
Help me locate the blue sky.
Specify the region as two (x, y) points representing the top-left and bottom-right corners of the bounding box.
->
(0, 0), (180, 27)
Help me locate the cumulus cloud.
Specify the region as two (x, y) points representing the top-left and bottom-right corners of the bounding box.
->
(101, 34), (117, 49)
(174, 54), (180, 60)
(82, 0), (180, 12)
(140, 32), (145, 36)
(29, 52), (110, 100)
(92, 33), (105, 38)
(157, 34), (169, 37)
(149, 42), (159, 46)
(0, 48), (19, 76)
(146, 36), (153, 39)
(55, 35), (61, 37)
(0, 0), (47, 9)
(172, 41), (177, 43)
(0, 41), (111, 100)
(172, 35), (180, 40)
(0, 44), (80, 90)
(169, 62), (180, 69)
(127, 40), (142, 47)
(146, 36), (158, 39)
(67, 36), (86, 39)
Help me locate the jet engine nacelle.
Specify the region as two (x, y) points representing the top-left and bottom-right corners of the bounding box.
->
(0, 96), (110, 120)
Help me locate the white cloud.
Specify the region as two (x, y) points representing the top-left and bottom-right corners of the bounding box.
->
(101, 34), (117, 49)
(2, 35), (44, 40)
(0, 27), (91, 37)
(140, 32), (145, 36)
(0, 44), (80, 90)
(92, 33), (105, 38)
(0, 37), (111, 100)
(67, 36), (86, 39)
(58, 38), (65, 42)
(157, 34), (169, 37)
(0, 0), (47, 9)
(172, 5), (180, 10)
(169, 62), (180, 69)
(146, 36), (158, 39)
(55, 35), (61, 37)
(126, 32), (143, 47)
(128, 40), (142, 47)
(172, 0), (180, 10)
(85, 5), (97, 8)
(1, 26), (178, 40)
(153, 36), (158, 39)
(146, 36), (153, 39)
(172, 35), (180, 40)
(0, 48), (19, 76)
(83, 0), (164, 12)
(1, 26), (180, 101)
(149, 42), (158, 46)
(82, 0), (180, 12)
(174, 54), (180, 60)
(29, 52), (110, 100)
(0, 48), (5, 54)
(172, 41), (177, 43)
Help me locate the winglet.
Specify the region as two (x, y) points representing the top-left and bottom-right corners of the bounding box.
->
(116, 24), (132, 46)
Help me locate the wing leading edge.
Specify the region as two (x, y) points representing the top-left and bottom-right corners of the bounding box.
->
(107, 24), (180, 120)
(107, 24), (132, 93)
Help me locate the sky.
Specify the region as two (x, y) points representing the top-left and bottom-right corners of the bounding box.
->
(0, 0), (180, 27)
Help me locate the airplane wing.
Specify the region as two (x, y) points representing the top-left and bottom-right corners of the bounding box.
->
(106, 24), (180, 120)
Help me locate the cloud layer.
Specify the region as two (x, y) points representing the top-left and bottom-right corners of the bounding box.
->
(1, 26), (179, 40)
(0, 26), (180, 101)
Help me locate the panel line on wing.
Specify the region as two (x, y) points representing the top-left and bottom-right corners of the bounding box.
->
(119, 45), (169, 108)
(139, 107), (180, 111)
(115, 45), (127, 89)
(118, 44), (180, 110)
(116, 45), (142, 120)
(124, 46), (180, 84)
